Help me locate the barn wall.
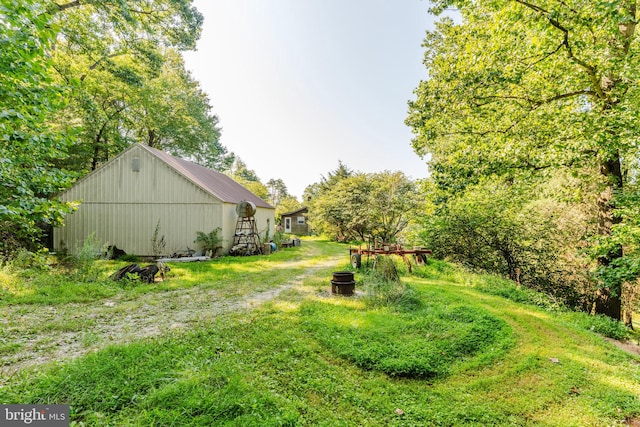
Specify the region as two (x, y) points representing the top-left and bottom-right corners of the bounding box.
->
(54, 145), (224, 256)
(254, 208), (276, 242)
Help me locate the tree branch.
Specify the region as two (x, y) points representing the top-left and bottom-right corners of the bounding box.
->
(514, 0), (606, 100)
(53, 1), (81, 12)
(80, 52), (130, 81)
(473, 89), (594, 108)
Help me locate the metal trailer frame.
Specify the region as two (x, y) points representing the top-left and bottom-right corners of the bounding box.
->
(348, 244), (432, 272)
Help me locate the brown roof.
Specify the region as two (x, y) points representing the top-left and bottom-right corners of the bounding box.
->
(281, 207), (308, 217)
(141, 144), (273, 209)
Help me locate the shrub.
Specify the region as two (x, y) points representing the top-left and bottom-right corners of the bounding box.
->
(562, 312), (631, 341)
(70, 234), (106, 282)
(194, 228), (222, 256)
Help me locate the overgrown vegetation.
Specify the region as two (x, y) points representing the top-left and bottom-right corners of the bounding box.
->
(305, 165), (423, 244)
(0, 241), (311, 307)
(1, 240), (639, 426)
(406, 1), (640, 321)
(301, 298), (513, 379)
(194, 227), (222, 256)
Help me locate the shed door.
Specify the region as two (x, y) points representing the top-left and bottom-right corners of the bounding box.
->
(284, 217), (291, 233)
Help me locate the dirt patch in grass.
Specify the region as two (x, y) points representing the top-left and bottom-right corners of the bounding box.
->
(0, 255), (342, 379)
(605, 337), (640, 357)
(627, 417), (640, 427)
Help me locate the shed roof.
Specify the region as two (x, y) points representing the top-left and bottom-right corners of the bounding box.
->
(281, 207), (308, 217)
(141, 144), (273, 209)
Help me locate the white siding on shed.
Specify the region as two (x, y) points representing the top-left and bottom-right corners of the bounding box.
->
(54, 144), (274, 256)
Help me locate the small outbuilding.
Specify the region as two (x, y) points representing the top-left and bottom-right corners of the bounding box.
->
(54, 143), (275, 256)
(280, 207), (309, 236)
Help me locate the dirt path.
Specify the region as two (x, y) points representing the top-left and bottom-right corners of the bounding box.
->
(0, 253), (342, 379)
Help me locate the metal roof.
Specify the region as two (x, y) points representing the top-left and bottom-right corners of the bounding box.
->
(140, 144), (273, 209)
(281, 207), (308, 217)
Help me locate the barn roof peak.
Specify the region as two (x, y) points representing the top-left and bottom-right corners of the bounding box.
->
(138, 144), (273, 209)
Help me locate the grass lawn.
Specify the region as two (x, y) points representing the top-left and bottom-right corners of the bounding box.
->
(1, 238), (639, 426)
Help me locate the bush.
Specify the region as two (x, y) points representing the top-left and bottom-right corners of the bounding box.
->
(194, 227), (222, 256)
(70, 234), (106, 282)
(562, 312), (631, 341)
(3, 248), (51, 273)
(361, 257), (422, 312)
(362, 275), (423, 312)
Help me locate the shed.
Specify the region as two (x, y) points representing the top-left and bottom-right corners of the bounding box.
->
(54, 143), (275, 256)
(280, 207), (309, 236)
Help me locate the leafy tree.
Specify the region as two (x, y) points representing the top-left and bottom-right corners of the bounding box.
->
(320, 160), (353, 191)
(407, 0), (640, 319)
(310, 173), (373, 241)
(275, 196), (303, 222)
(367, 171), (423, 244)
(308, 169), (422, 243)
(0, 0), (76, 254)
(421, 178), (588, 307)
(227, 157), (269, 201)
(46, 0), (227, 172)
(128, 49), (230, 169)
(266, 178), (289, 207)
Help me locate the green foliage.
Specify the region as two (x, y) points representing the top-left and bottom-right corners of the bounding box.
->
(50, 9), (227, 173)
(227, 158), (269, 199)
(416, 258), (631, 340)
(407, 0), (640, 318)
(588, 188), (640, 296)
(308, 168), (423, 243)
(419, 179), (589, 307)
(69, 233), (106, 282)
(3, 248), (51, 273)
(362, 274), (423, 312)
(265, 178), (289, 207)
(0, 238), (312, 306)
(151, 220), (166, 258)
(465, 271), (563, 312)
(376, 255), (400, 282)
(301, 300), (513, 379)
(561, 312), (631, 341)
(2, 240), (640, 425)
(0, 0), (76, 254)
(194, 227), (222, 255)
(274, 196), (303, 223)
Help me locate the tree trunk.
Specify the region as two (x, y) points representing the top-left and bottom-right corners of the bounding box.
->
(624, 309), (634, 330)
(594, 157), (624, 320)
(147, 129), (157, 147)
(91, 143), (99, 171)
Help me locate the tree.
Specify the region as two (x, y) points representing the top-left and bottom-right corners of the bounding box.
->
(421, 177), (589, 307)
(46, 0), (228, 173)
(367, 171), (423, 244)
(0, 0), (76, 254)
(127, 49), (230, 170)
(310, 173), (373, 241)
(320, 161), (353, 191)
(407, 0), (640, 319)
(308, 169), (422, 243)
(275, 196), (303, 222)
(227, 157), (269, 201)
(266, 178), (289, 207)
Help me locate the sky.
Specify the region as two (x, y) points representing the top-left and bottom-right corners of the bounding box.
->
(182, 0), (439, 199)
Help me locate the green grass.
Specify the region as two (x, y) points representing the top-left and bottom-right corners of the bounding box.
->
(0, 242), (327, 305)
(300, 295), (513, 379)
(1, 239), (639, 426)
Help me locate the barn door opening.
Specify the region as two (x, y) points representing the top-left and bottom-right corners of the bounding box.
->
(284, 217), (291, 233)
